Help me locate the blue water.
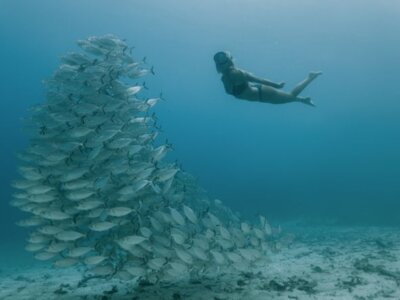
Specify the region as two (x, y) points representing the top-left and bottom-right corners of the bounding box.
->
(1, 0), (400, 266)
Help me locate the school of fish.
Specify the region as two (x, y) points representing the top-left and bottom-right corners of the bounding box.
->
(11, 35), (276, 284)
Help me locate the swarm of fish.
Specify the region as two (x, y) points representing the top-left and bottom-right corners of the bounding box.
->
(12, 35), (277, 284)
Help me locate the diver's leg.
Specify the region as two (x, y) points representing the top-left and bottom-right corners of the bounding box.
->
(290, 72), (322, 97)
(257, 86), (297, 104)
(239, 85), (314, 106)
(240, 85), (298, 104)
(296, 96), (315, 107)
(259, 87), (316, 106)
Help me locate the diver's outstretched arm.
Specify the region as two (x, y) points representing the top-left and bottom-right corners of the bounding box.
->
(242, 70), (284, 89)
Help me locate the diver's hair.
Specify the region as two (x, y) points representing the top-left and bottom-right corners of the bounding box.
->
(213, 51), (234, 67)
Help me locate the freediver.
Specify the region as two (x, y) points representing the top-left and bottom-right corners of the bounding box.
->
(213, 51), (322, 106)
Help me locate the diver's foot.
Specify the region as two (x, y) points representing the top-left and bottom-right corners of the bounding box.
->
(300, 97), (316, 107)
(309, 71), (322, 80)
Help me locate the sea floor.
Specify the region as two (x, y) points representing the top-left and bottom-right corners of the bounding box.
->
(1, 224), (399, 300)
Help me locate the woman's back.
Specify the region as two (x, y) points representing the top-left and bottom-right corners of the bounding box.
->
(221, 68), (248, 97)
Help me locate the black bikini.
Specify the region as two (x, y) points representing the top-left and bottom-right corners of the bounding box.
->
(231, 82), (248, 97)
(231, 82), (262, 100)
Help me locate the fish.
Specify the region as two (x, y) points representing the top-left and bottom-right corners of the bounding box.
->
(155, 168), (179, 182)
(10, 198), (29, 208)
(117, 235), (147, 246)
(16, 217), (44, 227)
(93, 176), (109, 190)
(214, 199), (223, 206)
(126, 85), (142, 96)
(54, 258), (78, 268)
(107, 207), (132, 217)
(168, 261), (188, 275)
(13, 192), (29, 200)
(131, 167), (155, 181)
(77, 40), (106, 56)
(216, 238), (234, 250)
(66, 189), (94, 201)
(190, 246), (208, 261)
(207, 213), (221, 226)
(61, 53), (92, 66)
(40, 209), (71, 221)
(49, 112), (78, 124)
(183, 205), (198, 224)
(89, 221), (116, 232)
(27, 185), (53, 195)
(67, 247), (92, 258)
(125, 62), (140, 73)
(153, 244), (173, 258)
(87, 208), (104, 218)
(253, 228), (265, 239)
(148, 258), (167, 270)
(169, 207), (185, 226)
(59, 168), (88, 182)
(89, 35), (119, 50)
(34, 252), (57, 261)
(18, 167), (44, 181)
(145, 97), (160, 108)
(27, 233), (50, 244)
(90, 265), (115, 276)
(264, 221), (273, 236)
(139, 227), (152, 238)
(46, 242), (71, 253)
(126, 245), (148, 258)
(151, 145), (170, 162)
(62, 179), (92, 190)
(28, 193), (57, 203)
(149, 216), (164, 232)
(84, 255), (107, 265)
(162, 177), (174, 194)
(238, 248), (261, 261)
(76, 200), (103, 211)
(232, 261), (249, 272)
(175, 248), (193, 265)
(127, 144), (143, 156)
(55, 230), (85, 242)
(241, 222), (251, 234)
(84, 115), (109, 127)
(37, 226), (63, 235)
(218, 226), (231, 240)
(171, 231), (186, 245)
(118, 180), (150, 195)
(250, 237), (260, 247)
(107, 137), (133, 149)
(69, 126), (94, 138)
(125, 266), (147, 277)
(210, 250), (225, 265)
(127, 69), (149, 79)
(25, 243), (47, 252)
(226, 252), (242, 263)
(12, 180), (37, 189)
(56, 141), (85, 152)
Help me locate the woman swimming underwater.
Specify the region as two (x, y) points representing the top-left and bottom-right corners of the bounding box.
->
(214, 51), (322, 106)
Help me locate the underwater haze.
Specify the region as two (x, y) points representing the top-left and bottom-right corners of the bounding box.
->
(1, 0), (400, 267)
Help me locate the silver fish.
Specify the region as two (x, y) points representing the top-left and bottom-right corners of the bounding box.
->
(89, 222), (116, 232)
(55, 230), (85, 242)
(84, 255), (107, 265)
(108, 206), (132, 217)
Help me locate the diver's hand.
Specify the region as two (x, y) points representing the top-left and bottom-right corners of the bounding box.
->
(275, 82), (285, 89)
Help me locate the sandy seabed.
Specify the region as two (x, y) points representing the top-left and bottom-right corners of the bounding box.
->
(1, 225), (399, 300)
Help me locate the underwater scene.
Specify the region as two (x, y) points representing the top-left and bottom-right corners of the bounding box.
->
(1, 1), (400, 299)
